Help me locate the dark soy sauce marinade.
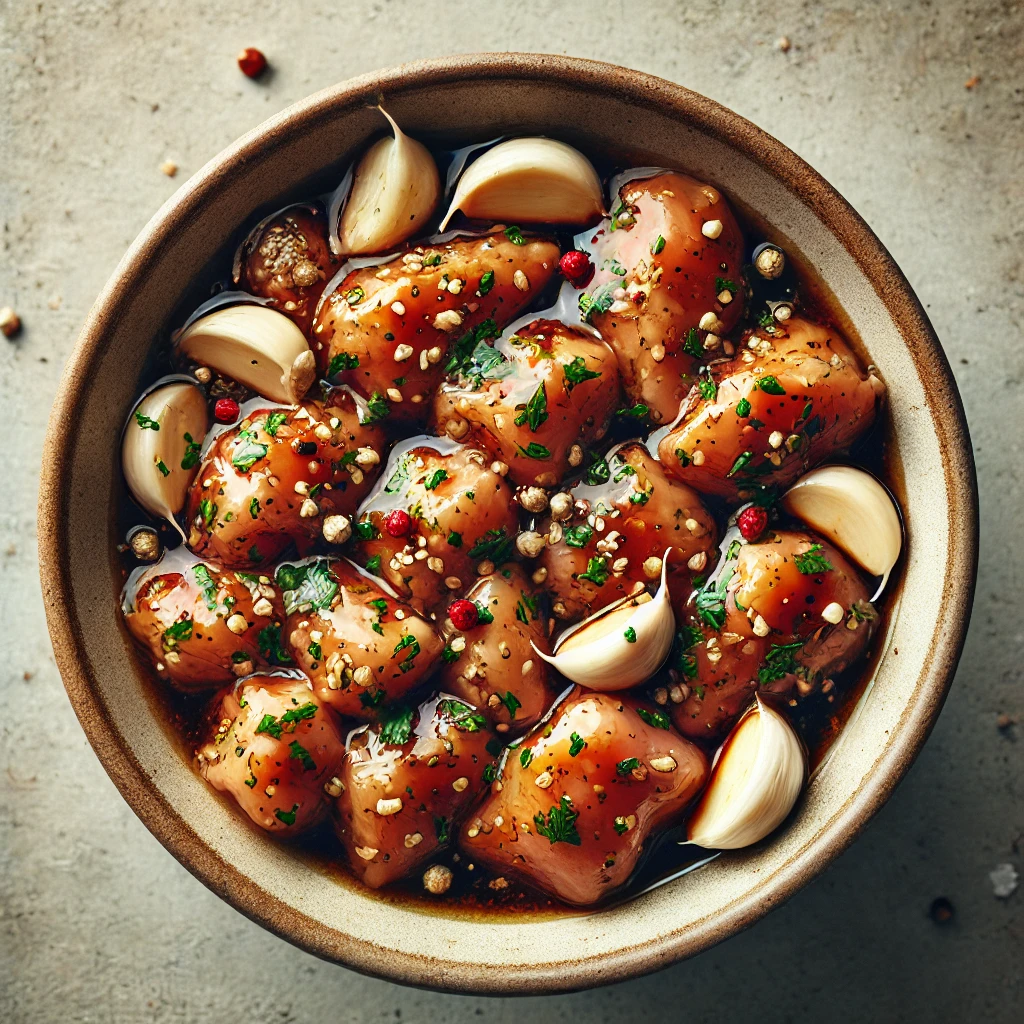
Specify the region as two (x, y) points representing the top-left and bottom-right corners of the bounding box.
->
(115, 142), (901, 919)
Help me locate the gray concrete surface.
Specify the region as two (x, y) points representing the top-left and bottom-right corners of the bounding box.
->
(1, 0), (1021, 1020)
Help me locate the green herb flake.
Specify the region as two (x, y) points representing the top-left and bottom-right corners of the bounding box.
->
(637, 708), (671, 730)
(423, 468), (448, 491)
(307, 640), (322, 660)
(616, 757), (640, 776)
(562, 356), (601, 390)
(474, 602), (495, 625)
(274, 804), (299, 826)
(500, 691), (522, 720)
(231, 429), (269, 472)
(533, 794), (581, 846)
(199, 498), (217, 528)
(263, 412), (289, 437)
(715, 276), (737, 294)
(134, 410), (160, 430)
(288, 740), (317, 772)
(363, 391), (391, 423)
(437, 698), (488, 732)
(758, 641), (804, 684)
(727, 451), (755, 478)
(276, 560), (338, 615)
(155, 459), (170, 477)
(191, 564), (218, 611)
(564, 524), (593, 549)
(504, 225), (525, 245)
(650, 235), (666, 255)
(248, 496), (261, 520)
(624, 626), (637, 643)
(757, 375), (786, 396)
(180, 432), (201, 470)
(520, 748), (534, 769)
(516, 441), (551, 460)
(446, 531), (462, 548)
(255, 713), (283, 739)
(568, 732), (585, 757)
(697, 375), (717, 402)
(613, 817), (629, 836)
(379, 705), (415, 746)
(514, 383), (549, 432)
(478, 269), (495, 295)
(794, 543), (833, 575)
(616, 403), (649, 420)
(736, 397), (751, 417)
(468, 527), (514, 564)
(161, 617), (193, 649)
(578, 556), (610, 587)
(683, 327), (704, 359)
(257, 624), (292, 665)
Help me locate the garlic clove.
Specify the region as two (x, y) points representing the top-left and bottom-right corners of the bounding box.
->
(337, 107), (441, 255)
(122, 381), (209, 531)
(439, 137), (604, 231)
(175, 304), (315, 404)
(781, 464), (902, 600)
(532, 550), (675, 690)
(687, 696), (806, 850)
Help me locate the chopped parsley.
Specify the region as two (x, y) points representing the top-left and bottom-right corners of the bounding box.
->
(563, 524), (593, 549)
(695, 566), (735, 631)
(637, 707), (671, 730)
(616, 757), (640, 776)
(504, 225), (525, 245)
(276, 560), (338, 615)
(288, 740), (316, 771)
(423, 468), (448, 490)
(363, 391), (391, 423)
(758, 641), (803, 683)
(562, 356), (601, 390)
(534, 794), (581, 846)
(365, 554), (382, 573)
(437, 698), (487, 732)
(478, 269), (495, 295)
(616, 403), (649, 420)
(756, 375), (786, 396)
(650, 234), (666, 255)
(161, 617), (193, 649)
(516, 441), (551, 460)
(568, 732), (585, 757)
(715, 276), (737, 294)
(514, 383), (548, 432)
(199, 498), (217, 527)
(474, 602), (495, 625)
(446, 531), (462, 548)
(434, 816), (451, 845)
(307, 640), (321, 660)
(683, 327), (703, 359)
(585, 455), (610, 486)
(327, 352), (359, 378)
(379, 705), (415, 746)
(180, 432), (201, 470)
(155, 459), (170, 477)
(392, 634), (421, 673)
(727, 451), (755, 478)
(613, 817), (629, 836)
(736, 397), (751, 417)
(697, 375), (717, 402)
(249, 496), (261, 519)
(231, 430), (268, 471)
(274, 804), (299, 826)
(577, 556), (610, 587)
(264, 411), (289, 436)
(257, 624), (292, 664)
(445, 318), (500, 375)
(192, 564), (218, 611)
(499, 692), (522, 719)
(468, 527), (514, 564)
(794, 543), (833, 575)
(134, 410), (160, 430)
(624, 626), (637, 643)
(520, 748), (534, 769)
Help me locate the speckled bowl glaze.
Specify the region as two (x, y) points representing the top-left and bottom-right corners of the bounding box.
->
(38, 54), (977, 994)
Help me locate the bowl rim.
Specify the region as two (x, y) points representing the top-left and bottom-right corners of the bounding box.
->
(37, 52), (978, 994)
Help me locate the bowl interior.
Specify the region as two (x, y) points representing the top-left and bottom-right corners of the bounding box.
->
(39, 55), (975, 994)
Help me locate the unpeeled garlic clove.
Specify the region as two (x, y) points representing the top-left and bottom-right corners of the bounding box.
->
(781, 464), (902, 600)
(337, 107), (441, 255)
(122, 381), (209, 531)
(687, 696), (806, 850)
(439, 137), (604, 231)
(175, 304), (315, 404)
(532, 550), (675, 690)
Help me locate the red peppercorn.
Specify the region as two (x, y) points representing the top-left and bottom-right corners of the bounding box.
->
(214, 398), (240, 423)
(383, 509), (412, 537)
(737, 504), (769, 542)
(448, 599), (478, 631)
(237, 47), (267, 79)
(558, 249), (594, 287)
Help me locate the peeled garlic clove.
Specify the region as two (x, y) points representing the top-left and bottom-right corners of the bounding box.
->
(439, 137), (604, 231)
(122, 381), (209, 530)
(781, 464), (902, 599)
(687, 697), (806, 850)
(337, 107), (441, 255)
(175, 304), (315, 404)
(532, 550), (675, 690)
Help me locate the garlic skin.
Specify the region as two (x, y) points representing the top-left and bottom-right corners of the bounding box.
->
(687, 697), (806, 850)
(439, 138), (604, 231)
(122, 381), (208, 530)
(532, 550), (675, 690)
(781, 464), (902, 600)
(337, 107), (441, 255)
(175, 304), (315, 405)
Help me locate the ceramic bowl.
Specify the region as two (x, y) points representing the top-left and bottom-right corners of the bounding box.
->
(38, 54), (977, 994)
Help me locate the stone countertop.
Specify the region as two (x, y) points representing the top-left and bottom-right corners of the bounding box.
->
(1, 1), (1020, 1020)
